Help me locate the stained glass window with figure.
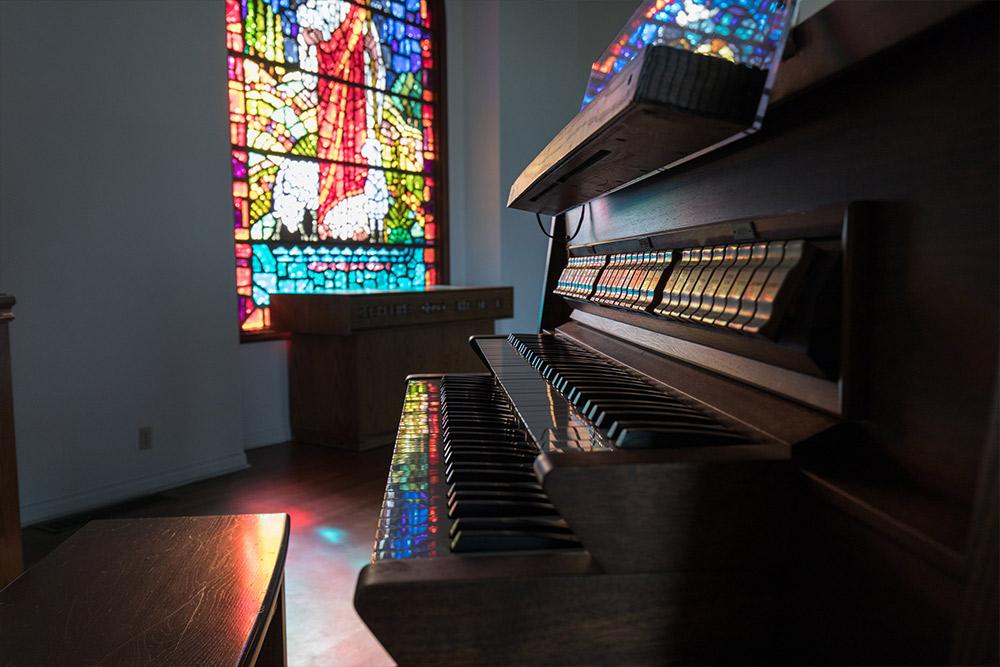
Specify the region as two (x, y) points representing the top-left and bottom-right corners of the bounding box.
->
(227, 0), (442, 333)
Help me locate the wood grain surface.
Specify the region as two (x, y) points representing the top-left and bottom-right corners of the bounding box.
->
(0, 294), (22, 590)
(560, 3), (998, 510)
(21, 444), (397, 667)
(288, 318), (502, 449)
(527, 3), (996, 663)
(0, 514), (289, 667)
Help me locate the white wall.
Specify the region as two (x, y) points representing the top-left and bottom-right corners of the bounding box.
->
(498, 0), (636, 333)
(446, 0), (636, 332)
(240, 341), (291, 449)
(446, 0), (503, 288)
(0, 0), (248, 524)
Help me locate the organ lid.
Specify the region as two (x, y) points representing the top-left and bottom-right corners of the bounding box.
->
(508, 0), (977, 216)
(508, 0), (796, 216)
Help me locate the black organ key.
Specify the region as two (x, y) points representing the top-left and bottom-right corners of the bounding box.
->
(448, 490), (549, 503)
(444, 452), (537, 466)
(446, 460), (535, 474)
(436, 373), (586, 554)
(448, 499), (559, 519)
(447, 481), (545, 499)
(448, 517), (573, 539)
(505, 333), (756, 450)
(445, 467), (538, 485)
(613, 425), (754, 449)
(450, 530), (581, 553)
(592, 409), (720, 430)
(581, 399), (706, 419)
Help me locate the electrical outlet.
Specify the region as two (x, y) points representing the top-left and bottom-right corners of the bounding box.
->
(138, 427), (153, 450)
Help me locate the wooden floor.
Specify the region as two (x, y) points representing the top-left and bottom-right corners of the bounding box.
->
(21, 443), (396, 667)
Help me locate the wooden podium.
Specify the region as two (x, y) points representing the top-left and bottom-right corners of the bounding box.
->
(271, 286), (513, 450)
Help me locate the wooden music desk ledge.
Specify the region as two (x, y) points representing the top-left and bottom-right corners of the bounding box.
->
(0, 514), (290, 667)
(271, 286), (513, 450)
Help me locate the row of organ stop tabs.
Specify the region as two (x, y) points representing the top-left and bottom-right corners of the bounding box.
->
(554, 240), (811, 338)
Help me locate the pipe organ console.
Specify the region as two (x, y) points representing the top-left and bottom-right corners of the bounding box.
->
(354, 3), (998, 665)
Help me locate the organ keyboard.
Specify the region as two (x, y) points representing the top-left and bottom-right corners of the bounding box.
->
(354, 206), (844, 662)
(354, 3), (999, 665)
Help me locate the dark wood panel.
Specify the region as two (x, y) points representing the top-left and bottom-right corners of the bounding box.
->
(952, 399), (1000, 665)
(429, 0), (451, 286)
(772, 1), (978, 104)
(541, 456), (791, 574)
(509, 2), (979, 217)
(508, 44), (764, 215)
(289, 318), (499, 449)
(0, 294), (21, 589)
(538, 215), (572, 331)
(357, 559), (782, 665)
(271, 286), (513, 334)
(780, 480), (965, 665)
(561, 4), (999, 506)
(21, 443), (397, 666)
(1, 514), (289, 667)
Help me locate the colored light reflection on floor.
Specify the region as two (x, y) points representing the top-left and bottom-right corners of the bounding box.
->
(283, 506), (318, 529)
(316, 526), (348, 545)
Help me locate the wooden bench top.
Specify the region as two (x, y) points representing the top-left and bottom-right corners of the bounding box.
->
(0, 514), (289, 666)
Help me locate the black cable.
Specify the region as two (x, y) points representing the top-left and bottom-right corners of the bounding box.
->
(535, 205), (586, 242)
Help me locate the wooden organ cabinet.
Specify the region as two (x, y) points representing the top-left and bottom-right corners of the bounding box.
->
(354, 3), (999, 665)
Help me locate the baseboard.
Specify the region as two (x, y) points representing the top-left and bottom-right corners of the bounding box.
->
(244, 426), (292, 450)
(19, 452), (250, 527)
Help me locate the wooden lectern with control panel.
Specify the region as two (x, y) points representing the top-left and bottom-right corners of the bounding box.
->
(271, 286), (513, 450)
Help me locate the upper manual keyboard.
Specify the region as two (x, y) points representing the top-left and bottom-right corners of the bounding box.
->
(480, 334), (755, 450)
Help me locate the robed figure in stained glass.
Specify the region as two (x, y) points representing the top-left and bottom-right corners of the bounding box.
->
(229, 0), (438, 331)
(272, 0), (391, 242)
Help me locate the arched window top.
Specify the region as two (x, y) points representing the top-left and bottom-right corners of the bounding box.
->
(227, 0), (443, 334)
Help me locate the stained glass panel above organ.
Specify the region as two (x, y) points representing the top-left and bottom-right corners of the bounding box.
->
(581, 0), (794, 108)
(227, 0), (441, 332)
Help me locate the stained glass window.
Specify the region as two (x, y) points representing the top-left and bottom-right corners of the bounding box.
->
(582, 0), (792, 108)
(227, 0), (441, 332)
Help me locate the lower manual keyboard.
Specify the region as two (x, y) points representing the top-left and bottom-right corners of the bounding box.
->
(372, 374), (580, 561)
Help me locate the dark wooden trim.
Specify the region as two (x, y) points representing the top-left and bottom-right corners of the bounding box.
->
(797, 466), (966, 577)
(772, 0), (980, 105)
(507, 1), (981, 218)
(0, 294), (22, 589)
(432, 0), (450, 286)
(568, 309), (841, 415)
(507, 44), (765, 215)
(951, 390), (1000, 665)
(568, 300), (827, 377)
(270, 287), (512, 335)
(240, 329), (292, 344)
(552, 321), (839, 447)
(239, 517), (291, 667)
(538, 215), (571, 332)
(251, 580), (287, 667)
(567, 204), (846, 256)
(0, 515), (290, 666)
